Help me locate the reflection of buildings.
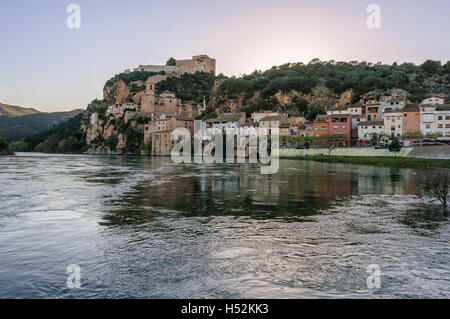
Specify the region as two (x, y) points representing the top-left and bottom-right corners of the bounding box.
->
(101, 158), (421, 227)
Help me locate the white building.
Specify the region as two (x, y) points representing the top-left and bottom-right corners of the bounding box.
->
(421, 97), (445, 105)
(420, 104), (450, 137)
(358, 121), (385, 141)
(381, 99), (405, 120)
(384, 112), (403, 137)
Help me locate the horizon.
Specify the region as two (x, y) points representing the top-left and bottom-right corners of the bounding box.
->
(0, 0), (449, 112)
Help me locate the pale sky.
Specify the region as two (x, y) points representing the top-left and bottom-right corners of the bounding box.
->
(0, 0), (449, 112)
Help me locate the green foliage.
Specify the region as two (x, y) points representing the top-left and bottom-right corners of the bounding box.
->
(24, 113), (87, 154)
(421, 60), (441, 74)
(156, 72), (215, 103)
(129, 83), (145, 94)
(34, 142), (44, 152)
(9, 141), (29, 152)
(389, 137), (402, 153)
(105, 135), (119, 151)
(0, 137), (8, 150)
(124, 127), (143, 154)
(103, 71), (165, 90)
(214, 60), (450, 110)
(0, 110), (83, 142)
(166, 57), (176, 66)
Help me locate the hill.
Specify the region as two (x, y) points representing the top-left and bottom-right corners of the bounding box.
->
(0, 102), (41, 117)
(23, 58), (450, 154)
(0, 109), (84, 142)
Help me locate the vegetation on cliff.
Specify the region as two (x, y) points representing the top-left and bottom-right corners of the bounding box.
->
(23, 113), (87, 153)
(212, 59), (449, 116)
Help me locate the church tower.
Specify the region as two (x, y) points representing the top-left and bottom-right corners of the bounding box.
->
(141, 78), (156, 113)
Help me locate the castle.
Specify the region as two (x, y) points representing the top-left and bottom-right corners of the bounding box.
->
(131, 55), (216, 76)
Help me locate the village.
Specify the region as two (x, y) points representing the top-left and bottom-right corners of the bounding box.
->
(90, 55), (450, 156)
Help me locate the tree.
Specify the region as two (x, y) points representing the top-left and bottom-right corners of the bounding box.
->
(166, 57), (176, 66)
(389, 137), (401, 156)
(418, 168), (450, 211)
(421, 60), (441, 74)
(0, 138), (7, 150)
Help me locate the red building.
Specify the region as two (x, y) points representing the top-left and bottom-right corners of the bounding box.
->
(328, 114), (351, 147)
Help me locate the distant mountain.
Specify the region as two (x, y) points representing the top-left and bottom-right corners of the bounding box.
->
(0, 109), (84, 142)
(0, 103), (41, 117)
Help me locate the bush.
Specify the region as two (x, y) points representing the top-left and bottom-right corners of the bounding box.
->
(9, 141), (29, 152)
(0, 138), (8, 150)
(105, 135), (119, 151)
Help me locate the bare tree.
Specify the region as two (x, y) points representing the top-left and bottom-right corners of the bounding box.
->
(418, 168), (450, 211)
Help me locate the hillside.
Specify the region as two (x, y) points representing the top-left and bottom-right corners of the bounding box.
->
(0, 109), (84, 142)
(23, 59), (450, 154)
(0, 102), (41, 117)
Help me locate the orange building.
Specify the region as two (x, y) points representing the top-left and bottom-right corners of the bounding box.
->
(313, 115), (329, 137)
(402, 104), (420, 135)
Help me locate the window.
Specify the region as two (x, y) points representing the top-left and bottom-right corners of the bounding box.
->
(426, 124), (431, 129)
(438, 116), (443, 120)
(438, 124), (443, 128)
(446, 116), (450, 120)
(446, 124), (450, 129)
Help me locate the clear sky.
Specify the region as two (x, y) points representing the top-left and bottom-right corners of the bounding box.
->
(0, 0), (449, 112)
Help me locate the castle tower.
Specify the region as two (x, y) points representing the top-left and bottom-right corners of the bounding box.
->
(141, 78), (157, 113)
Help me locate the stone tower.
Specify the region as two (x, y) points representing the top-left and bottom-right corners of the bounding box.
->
(141, 78), (157, 113)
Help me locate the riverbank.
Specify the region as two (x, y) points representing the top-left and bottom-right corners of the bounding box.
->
(0, 149), (14, 155)
(281, 155), (450, 168)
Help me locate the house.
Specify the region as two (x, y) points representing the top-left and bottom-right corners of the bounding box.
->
(366, 104), (382, 122)
(419, 104), (450, 137)
(251, 110), (280, 123)
(313, 115), (329, 137)
(358, 121), (385, 145)
(421, 97), (445, 105)
(259, 115), (286, 135)
(384, 111), (403, 138)
(205, 112), (247, 136)
(381, 98), (405, 119)
(279, 123), (291, 136)
(402, 104), (420, 135)
(327, 106), (350, 116)
(328, 114), (351, 147)
(347, 104), (364, 116)
(297, 122), (313, 137)
(151, 131), (173, 156)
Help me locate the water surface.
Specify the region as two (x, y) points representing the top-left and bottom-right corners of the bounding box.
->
(0, 153), (448, 298)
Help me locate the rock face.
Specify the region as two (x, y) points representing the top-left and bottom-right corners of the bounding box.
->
(103, 80), (132, 104)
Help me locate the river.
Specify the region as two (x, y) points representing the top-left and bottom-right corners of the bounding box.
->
(0, 153), (448, 298)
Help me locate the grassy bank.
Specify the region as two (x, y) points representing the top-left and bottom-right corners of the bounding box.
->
(281, 155), (450, 169)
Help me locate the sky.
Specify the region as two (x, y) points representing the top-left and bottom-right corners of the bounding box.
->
(0, 0), (449, 112)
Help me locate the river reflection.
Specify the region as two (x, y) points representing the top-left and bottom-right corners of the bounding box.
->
(0, 154), (448, 298)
